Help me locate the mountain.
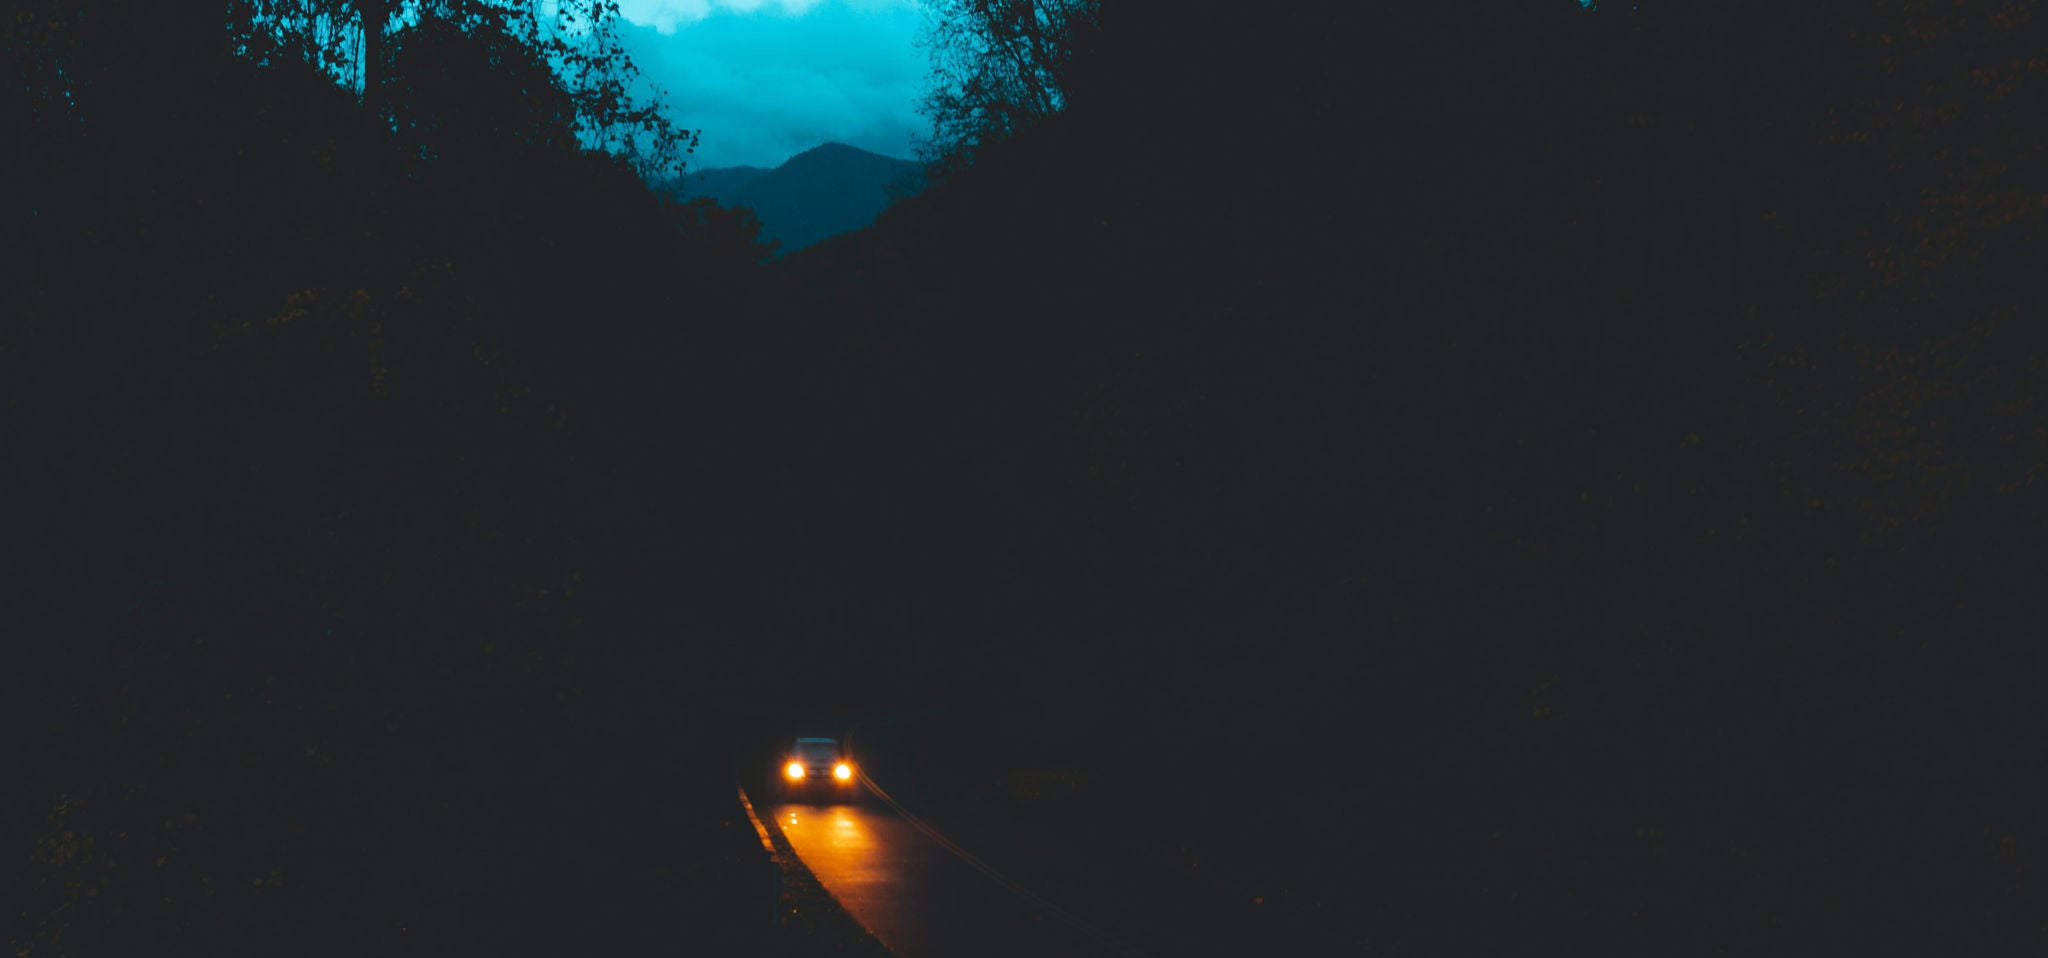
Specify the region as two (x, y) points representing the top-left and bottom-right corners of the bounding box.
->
(664, 143), (924, 255)
(674, 164), (769, 204)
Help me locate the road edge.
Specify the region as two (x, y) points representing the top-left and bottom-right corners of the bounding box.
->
(737, 777), (898, 958)
(737, 779), (786, 931)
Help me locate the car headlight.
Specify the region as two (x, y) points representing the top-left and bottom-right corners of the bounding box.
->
(785, 762), (806, 780)
(834, 763), (853, 781)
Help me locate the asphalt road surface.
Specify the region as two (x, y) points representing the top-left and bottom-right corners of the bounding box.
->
(754, 710), (1285, 956)
(757, 708), (1175, 958)
(764, 794), (1136, 958)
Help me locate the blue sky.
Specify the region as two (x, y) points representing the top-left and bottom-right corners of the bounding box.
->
(614, 0), (929, 170)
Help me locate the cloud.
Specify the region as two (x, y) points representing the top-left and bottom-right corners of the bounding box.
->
(616, 1), (930, 169)
(616, 0), (905, 35)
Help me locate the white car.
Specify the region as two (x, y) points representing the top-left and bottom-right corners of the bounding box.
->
(777, 736), (859, 800)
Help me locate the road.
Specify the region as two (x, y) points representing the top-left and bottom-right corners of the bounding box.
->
(763, 795), (1131, 958)
(750, 708), (1297, 957)
(756, 711), (1166, 958)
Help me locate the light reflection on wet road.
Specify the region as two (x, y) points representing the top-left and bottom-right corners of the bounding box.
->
(766, 799), (1124, 958)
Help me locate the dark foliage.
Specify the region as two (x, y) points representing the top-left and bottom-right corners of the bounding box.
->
(5, 3), (769, 954)
(775, 0), (2048, 952)
(7, 0), (2047, 954)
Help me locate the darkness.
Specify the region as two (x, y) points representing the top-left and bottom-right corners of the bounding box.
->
(7, 0), (2047, 955)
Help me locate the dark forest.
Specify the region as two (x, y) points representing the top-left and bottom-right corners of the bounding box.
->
(7, 1), (2046, 954)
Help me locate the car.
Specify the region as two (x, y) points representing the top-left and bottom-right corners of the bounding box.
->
(776, 736), (859, 801)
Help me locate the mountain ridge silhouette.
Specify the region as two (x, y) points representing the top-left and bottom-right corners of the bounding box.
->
(667, 142), (923, 255)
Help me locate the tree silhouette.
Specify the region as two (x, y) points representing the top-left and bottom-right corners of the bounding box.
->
(385, 12), (576, 162)
(9, 0), (2047, 952)
(916, 0), (1098, 172)
(225, 0), (692, 178)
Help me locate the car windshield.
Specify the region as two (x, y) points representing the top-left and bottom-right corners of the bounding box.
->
(792, 741), (839, 762)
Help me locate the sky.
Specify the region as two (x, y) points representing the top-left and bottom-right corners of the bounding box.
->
(613, 0), (930, 171)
